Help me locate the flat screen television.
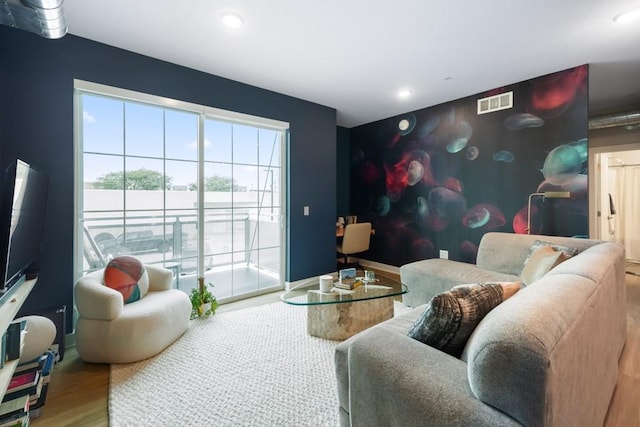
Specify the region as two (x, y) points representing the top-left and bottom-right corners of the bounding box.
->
(0, 159), (49, 294)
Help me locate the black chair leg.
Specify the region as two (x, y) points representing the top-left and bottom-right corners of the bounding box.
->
(337, 254), (362, 271)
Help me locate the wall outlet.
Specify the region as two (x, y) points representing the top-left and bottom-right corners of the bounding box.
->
(303, 206), (309, 216)
(439, 250), (449, 259)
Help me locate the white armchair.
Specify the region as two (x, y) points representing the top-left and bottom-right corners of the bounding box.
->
(74, 263), (191, 364)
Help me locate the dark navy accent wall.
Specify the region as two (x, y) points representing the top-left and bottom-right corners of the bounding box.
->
(286, 109), (337, 280)
(0, 27), (337, 331)
(336, 126), (351, 216)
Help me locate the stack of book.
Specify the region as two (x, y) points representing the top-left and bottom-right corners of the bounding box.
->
(0, 394), (29, 427)
(335, 268), (365, 290)
(26, 350), (55, 418)
(1, 350), (56, 423)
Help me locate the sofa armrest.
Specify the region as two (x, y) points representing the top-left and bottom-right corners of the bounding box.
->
(74, 275), (123, 321)
(345, 328), (519, 427)
(146, 264), (173, 291)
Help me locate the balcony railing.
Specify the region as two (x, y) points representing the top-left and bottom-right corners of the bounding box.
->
(81, 211), (281, 299)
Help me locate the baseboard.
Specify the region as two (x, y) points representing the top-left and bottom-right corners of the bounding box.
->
(285, 259), (399, 291)
(285, 276), (320, 291)
(357, 259), (400, 275)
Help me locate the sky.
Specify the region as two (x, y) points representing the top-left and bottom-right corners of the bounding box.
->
(81, 93), (281, 191)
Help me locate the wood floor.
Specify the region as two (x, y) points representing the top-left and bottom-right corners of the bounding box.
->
(31, 267), (640, 427)
(604, 265), (640, 427)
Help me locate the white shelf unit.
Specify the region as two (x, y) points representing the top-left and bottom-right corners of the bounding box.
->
(0, 278), (37, 397)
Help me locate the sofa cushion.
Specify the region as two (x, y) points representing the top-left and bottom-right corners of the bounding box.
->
(476, 232), (598, 276)
(104, 256), (149, 303)
(520, 245), (569, 285)
(400, 259), (520, 308)
(407, 282), (520, 357)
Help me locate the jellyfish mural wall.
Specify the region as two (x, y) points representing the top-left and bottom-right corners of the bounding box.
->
(349, 65), (589, 267)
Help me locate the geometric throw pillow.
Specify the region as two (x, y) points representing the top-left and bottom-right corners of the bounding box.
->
(103, 256), (149, 304)
(520, 245), (569, 286)
(407, 282), (521, 357)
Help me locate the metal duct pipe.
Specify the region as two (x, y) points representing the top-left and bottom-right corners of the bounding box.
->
(589, 110), (640, 130)
(0, 0), (67, 39)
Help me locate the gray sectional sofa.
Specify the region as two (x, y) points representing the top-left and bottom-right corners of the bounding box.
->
(335, 232), (627, 426)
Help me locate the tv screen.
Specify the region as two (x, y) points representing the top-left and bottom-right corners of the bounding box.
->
(0, 159), (49, 292)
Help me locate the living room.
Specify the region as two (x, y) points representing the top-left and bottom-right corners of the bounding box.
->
(1, 1), (640, 426)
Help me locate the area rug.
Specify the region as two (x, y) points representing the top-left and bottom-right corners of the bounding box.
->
(109, 300), (413, 427)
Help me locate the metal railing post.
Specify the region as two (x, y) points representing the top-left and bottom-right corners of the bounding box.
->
(173, 218), (183, 258)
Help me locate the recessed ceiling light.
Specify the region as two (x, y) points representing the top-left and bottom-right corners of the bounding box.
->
(396, 89), (412, 99)
(613, 9), (640, 23)
(221, 12), (244, 28)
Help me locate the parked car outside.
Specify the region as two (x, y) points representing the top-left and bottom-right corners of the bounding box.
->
(96, 230), (174, 257)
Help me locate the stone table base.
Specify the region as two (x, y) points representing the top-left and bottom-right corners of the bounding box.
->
(307, 296), (394, 340)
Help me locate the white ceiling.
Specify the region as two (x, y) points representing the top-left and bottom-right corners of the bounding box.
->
(63, 0), (640, 128)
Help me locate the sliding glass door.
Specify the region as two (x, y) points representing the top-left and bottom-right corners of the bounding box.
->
(74, 81), (287, 302)
(201, 119), (283, 299)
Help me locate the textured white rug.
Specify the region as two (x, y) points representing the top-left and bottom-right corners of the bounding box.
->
(110, 300), (412, 427)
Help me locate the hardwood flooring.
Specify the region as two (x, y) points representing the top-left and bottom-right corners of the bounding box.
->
(31, 267), (640, 427)
(604, 265), (640, 427)
(31, 346), (109, 427)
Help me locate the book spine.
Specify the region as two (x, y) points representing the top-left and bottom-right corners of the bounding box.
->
(29, 383), (48, 412)
(0, 413), (29, 427)
(4, 323), (21, 362)
(0, 332), (5, 369)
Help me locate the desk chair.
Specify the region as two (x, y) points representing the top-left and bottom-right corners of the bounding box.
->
(337, 222), (372, 269)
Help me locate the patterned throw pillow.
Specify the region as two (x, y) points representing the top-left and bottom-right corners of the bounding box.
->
(407, 282), (521, 357)
(103, 256), (149, 304)
(520, 245), (569, 285)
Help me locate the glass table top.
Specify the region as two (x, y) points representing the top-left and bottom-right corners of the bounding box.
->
(281, 277), (408, 306)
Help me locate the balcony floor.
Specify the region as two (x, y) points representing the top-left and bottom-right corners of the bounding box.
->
(174, 264), (281, 300)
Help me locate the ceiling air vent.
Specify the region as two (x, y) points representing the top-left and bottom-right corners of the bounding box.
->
(477, 91), (513, 115)
(0, 0), (67, 39)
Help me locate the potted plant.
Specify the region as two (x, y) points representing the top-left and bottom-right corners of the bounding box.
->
(190, 276), (218, 319)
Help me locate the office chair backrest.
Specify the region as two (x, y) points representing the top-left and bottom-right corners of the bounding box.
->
(341, 222), (372, 254)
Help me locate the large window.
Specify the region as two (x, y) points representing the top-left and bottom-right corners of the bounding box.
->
(74, 80), (287, 301)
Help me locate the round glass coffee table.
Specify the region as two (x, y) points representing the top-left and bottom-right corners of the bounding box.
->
(281, 276), (408, 340)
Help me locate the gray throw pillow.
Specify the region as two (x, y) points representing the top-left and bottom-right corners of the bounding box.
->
(407, 282), (520, 357)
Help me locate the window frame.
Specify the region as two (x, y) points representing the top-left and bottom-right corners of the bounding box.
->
(73, 80), (289, 292)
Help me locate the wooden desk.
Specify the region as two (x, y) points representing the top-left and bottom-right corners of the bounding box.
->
(336, 227), (375, 238)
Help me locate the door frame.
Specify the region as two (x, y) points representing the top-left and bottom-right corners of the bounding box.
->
(588, 142), (640, 239)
